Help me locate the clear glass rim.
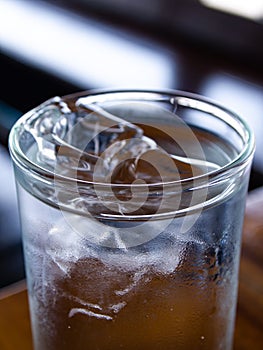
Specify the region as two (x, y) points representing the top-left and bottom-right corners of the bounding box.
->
(9, 88), (255, 189)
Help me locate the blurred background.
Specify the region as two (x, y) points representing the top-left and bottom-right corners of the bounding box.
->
(0, 0), (263, 288)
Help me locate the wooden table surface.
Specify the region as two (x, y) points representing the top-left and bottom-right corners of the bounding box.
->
(0, 188), (263, 350)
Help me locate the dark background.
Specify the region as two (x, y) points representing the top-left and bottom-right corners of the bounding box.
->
(1, 0), (263, 288)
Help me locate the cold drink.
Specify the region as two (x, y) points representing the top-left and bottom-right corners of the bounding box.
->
(9, 90), (254, 350)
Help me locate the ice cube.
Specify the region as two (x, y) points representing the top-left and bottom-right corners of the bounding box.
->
(68, 308), (113, 321)
(45, 218), (86, 275)
(71, 102), (143, 155)
(26, 95), (215, 187)
(93, 135), (157, 183)
(25, 96), (217, 242)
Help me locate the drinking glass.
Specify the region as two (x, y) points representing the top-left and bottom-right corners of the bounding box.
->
(9, 89), (255, 350)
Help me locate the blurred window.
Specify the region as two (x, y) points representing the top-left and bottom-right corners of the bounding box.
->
(0, 0), (175, 89)
(200, 0), (263, 21)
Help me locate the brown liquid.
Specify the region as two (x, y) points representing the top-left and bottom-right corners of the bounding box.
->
(31, 244), (234, 350)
